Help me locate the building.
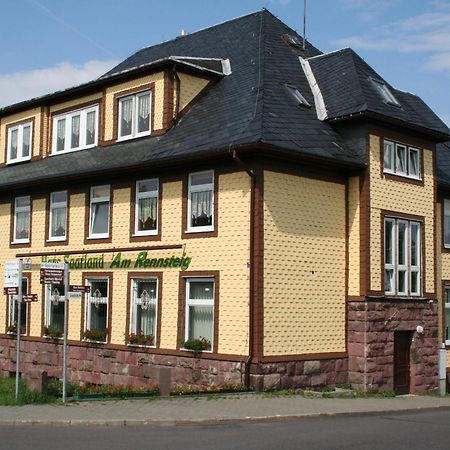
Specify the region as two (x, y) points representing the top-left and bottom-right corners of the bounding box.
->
(0, 10), (449, 394)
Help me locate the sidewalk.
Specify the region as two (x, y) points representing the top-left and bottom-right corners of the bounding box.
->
(1, 393), (450, 427)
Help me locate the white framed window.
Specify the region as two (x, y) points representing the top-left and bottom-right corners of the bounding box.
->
(7, 121), (33, 164)
(52, 105), (98, 154)
(49, 191), (68, 241)
(8, 278), (29, 335)
(184, 277), (214, 351)
(384, 218), (421, 296)
(84, 278), (109, 342)
(89, 185), (110, 239)
(134, 179), (158, 236)
(371, 78), (401, 107)
(444, 199), (450, 249)
(118, 90), (151, 141)
(445, 287), (450, 346)
(187, 170), (214, 233)
(129, 278), (158, 346)
(13, 196), (31, 243)
(383, 140), (421, 180)
(44, 283), (65, 337)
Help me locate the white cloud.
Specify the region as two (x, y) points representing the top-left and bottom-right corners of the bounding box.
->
(339, 0), (399, 21)
(426, 52), (450, 71)
(268, 0), (291, 5)
(0, 60), (118, 108)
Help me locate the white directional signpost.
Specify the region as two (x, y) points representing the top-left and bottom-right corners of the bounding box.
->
(3, 260), (22, 401)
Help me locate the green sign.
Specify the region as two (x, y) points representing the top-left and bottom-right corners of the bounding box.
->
(41, 251), (192, 271)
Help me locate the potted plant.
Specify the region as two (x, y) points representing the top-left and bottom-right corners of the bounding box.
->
(125, 330), (154, 346)
(183, 336), (211, 352)
(6, 323), (26, 335)
(82, 328), (107, 342)
(44, 325), (63, 339)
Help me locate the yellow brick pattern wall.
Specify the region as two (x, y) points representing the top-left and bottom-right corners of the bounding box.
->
(0, 172), (251, 356)
(0, 107), (41, 164)
(348, 176), (360, 296)
(263, 171), (346, 355)
(369, 135), (435, 293)
(49, 93), (102, 115)
(104, 73), (165, 141)
(178, 73), (210, 111)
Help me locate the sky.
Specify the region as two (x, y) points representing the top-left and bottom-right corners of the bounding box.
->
(0, 0), (449, 127)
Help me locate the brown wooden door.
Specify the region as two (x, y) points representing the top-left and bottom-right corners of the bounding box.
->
(394, 331), (411, 395)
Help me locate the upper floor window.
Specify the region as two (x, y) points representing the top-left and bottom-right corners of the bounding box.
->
(52, 105), (98, 154)
(89, 185), (110, 239)
(135, 179), (158, 236)
(445, 287), (450, 346)
(49, 191), (68, 241)
(7, 121), (32, 164)
(187, 170), (214, 233)
(383, 140), (421, 180)
(384, 218), (421, 296)
(118, 90), (151, 141)
(13, 196), (31, 244)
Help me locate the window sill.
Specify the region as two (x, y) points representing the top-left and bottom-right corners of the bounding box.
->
(82, 339), (107, 344)
(180, 348), (212, 354)
(7, 332), (27, 337)
(11, 240), (30, 245)
(132, 231), (158, 237)
(117, 132), (151, 143)
(51, 144), (97, 156)
(185, 228), (214, 234)
(383, 172), (422, 183)
(47, 237), (67, 242)
(6, 157), (31, 165)
(127, 343), (155, 348)
(43, 335), (63, 340)
(86, 235), (110, 240)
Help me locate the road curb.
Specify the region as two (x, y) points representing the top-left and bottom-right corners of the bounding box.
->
(1, 405), (450, 427)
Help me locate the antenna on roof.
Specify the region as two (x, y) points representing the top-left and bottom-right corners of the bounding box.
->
(303, 0), (307, 50)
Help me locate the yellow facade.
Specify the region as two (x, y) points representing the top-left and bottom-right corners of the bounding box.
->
(178, 72), (210, 112)
(0, 172), (251, 356)
(263, 171), (346, 356)
(103, 73), (165, 141)
(0, 107), (42, 164)
(348, 176), (361, 297)
(49, 93), (103, 115)
(369, 134), (435, 293)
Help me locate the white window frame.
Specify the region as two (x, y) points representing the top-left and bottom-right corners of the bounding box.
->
(134, 179), (159, 236)
(184, 277), (215, 351)
(7, 121), (33, 164)
(44, 283), (65, 336)
(85, 278), (109, 340)
(117, 90), (152, 141)
(383, 140), (421, 180)
(445, 287), (450, 346)
(187, 170), (215, 233)
(88, 185), (110, 239)
(8, 277), (29, 336)
(51, 104), (99, 154)
(444, 199), (450, 249)
(13, 196), (31, 244)
(384, 217), (421, 297)
(129, 277), (158, 346)
(48, 191), (68, 242)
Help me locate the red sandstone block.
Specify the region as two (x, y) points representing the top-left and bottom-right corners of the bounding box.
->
(347, 342), (365, 356)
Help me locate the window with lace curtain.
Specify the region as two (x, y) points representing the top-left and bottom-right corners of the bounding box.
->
(44, 283), (65, 335)
(134, 179), (158, 236)
(52, 105), (98, 154)
(187, 170), (214, 233)
(13, 196), (31, 244)
(48, 191), (68, 241)
(7, 121), (32, 164)
(118, 90), (151, 140)
(8, 278), (29, 335)
(85, 278), (109, 342)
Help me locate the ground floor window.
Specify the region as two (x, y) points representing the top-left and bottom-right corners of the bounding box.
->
(384, 217), (421, 296)
(84, 278), (109, 342)
(8, 278), (29, 335)
(445, 287), (450, 346)
(128, 278), (158, 346)
(184, 278), (214, 351)
(44, 283), (65, 338)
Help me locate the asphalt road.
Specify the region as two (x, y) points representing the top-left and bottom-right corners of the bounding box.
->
(1, 409), (450, 450)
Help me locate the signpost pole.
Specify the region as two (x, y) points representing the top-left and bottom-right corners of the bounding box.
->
(63, 262), (69, 403)
(15, 259), (23, 402)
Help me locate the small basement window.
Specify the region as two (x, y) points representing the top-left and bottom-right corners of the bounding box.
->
(284, 84), (310, 107)
(370, 78), (401, 107)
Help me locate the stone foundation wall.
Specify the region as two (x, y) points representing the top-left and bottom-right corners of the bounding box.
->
(348, 300), (439, 393)
(0, 338), (245, 395)
(249, 358), (348, 391)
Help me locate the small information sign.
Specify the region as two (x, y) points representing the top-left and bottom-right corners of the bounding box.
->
(3, 287), (18, 295)
(22, 294), (38, 302)
(4, 261), (20, 288)
(69, 285), (90, 294)
(40, 263), (65, 284)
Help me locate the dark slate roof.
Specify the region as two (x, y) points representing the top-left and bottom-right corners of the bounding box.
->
(307, 48), (450, 138)
(0, 9), (447, 191)
(437, 141), (450, 187)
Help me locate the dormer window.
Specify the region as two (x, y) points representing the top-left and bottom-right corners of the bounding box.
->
(52, 105), (99, 154)
(7, 121), (33, 164)
(118, 90), (151, 141)
(371, 78), (401, 107)
(284, 84), (310, 107)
